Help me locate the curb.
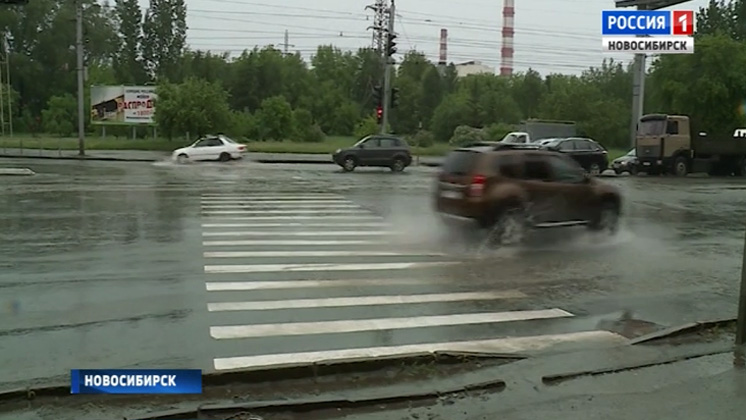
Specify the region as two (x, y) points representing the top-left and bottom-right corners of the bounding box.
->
(0, 352), (520, 404)
(254, 159), (332, 165)
(628, 317), (736, 345)
(0, 153), (157, 163)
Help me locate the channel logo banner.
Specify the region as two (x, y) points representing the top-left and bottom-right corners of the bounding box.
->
(602, 10), (695, 36)
(71, 369), (202, 394)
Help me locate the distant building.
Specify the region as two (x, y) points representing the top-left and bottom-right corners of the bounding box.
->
(454, 60), (494, 77)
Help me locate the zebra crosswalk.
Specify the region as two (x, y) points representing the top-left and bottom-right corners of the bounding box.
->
(200, 192), (627, 372)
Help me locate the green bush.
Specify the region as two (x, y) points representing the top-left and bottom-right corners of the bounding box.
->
(302, 124), (326, 143)
(410, 129), (435, 147)
(354, 116), (379, 139)
(449, 125), (485, 146)
(483, 123), (515, 141)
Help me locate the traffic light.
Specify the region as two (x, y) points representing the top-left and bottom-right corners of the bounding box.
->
(372, 85), (383, 106)
(391, 87), (399, 109)
(386, 32), (398, 57)
(376, 106), (383, 123)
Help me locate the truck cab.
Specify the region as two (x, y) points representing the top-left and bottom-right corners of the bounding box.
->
(636, 114), (692, 175)
(636, 113), (746, 176)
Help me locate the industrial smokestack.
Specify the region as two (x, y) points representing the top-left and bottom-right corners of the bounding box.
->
(438, 28), (447, 65)
(500, 0), (514, 76)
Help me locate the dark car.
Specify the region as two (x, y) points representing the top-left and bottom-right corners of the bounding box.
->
(434, 146), (622, 247)
(332, 135), (412, 172)
(540, 137), (609, 175)
(611, 149), (638, 175)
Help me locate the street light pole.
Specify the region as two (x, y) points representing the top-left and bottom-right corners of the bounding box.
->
(736, 229), (746, 366)
(75, 0), (85, 156)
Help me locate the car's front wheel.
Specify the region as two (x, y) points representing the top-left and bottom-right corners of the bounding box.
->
(588, 201), (620, 235)
(342, 156), (357, 172)
(177, 153), (189, 164)
(483, 207), (527, 248)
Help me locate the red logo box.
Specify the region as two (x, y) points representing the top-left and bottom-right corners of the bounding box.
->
(672, 10), (694, 35)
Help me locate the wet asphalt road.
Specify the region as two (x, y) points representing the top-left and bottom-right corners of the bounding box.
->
(0, 157), (744, 392)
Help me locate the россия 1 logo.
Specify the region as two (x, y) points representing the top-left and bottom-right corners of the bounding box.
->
(601, 10), (695, 54)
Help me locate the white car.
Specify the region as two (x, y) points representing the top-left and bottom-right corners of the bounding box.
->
(172, 135), (247, 163)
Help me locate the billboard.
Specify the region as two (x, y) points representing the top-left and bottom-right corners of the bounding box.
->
(601, 10), (695, 54)
(90, 85), (157, 125)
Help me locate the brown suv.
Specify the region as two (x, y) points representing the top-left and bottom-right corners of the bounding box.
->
(435, 145), (622, 246)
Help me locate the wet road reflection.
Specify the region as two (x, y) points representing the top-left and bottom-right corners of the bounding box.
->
(0, 158), (743, 391)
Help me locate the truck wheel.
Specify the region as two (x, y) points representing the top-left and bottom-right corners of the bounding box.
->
(673, 157), (688, 177)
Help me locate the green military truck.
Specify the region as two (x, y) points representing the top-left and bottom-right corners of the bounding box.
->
(636, 114), (746, 176)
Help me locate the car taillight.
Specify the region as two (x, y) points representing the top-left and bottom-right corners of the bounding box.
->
(238, 145), (246, 151)
(469, 174), (486, 196)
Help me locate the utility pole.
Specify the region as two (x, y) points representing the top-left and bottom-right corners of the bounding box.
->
(381, 0), (395, 134)
(365, 0), (386, 56)
(281, 30), (294, 55)
(76, 0), (85, 156)
(628, 4), (647, 149)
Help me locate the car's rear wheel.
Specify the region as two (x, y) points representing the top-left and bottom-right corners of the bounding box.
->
(177, 153), (189, 164)
(391, 158), (405, 172)
(342, 156), (357, 172)
(588, 201), (620, 235)
(219, 152), (231, 162)
(483, 207), (527, 248)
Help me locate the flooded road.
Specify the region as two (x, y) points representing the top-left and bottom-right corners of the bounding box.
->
(0, 157), (743, 392)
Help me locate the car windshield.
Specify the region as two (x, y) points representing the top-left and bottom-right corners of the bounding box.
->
(353, 136), (371, 147)
(542, 138), (562, 147)
(627, 149), (636, 156)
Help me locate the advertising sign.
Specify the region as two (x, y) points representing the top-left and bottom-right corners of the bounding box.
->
(90, 85), (157, 125)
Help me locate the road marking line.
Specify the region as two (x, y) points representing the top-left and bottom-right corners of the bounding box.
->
(213, 331), (626, 371)
(201, 216), (383, 221)
(203, 209), (364, 215)
(210, 308), (575, 339)
(201, 194), (343, 200)
(204, 261), (457, 273)
(202, 231), (393, 237)
(201, 204), (361, 209)
(207, 291), (527, 312)
(201, 200), (352, 205)
(203, 250), (446, 257)
(205, 278), (454, 291)
(203, 239), (385, 246)
(201, 223), (389, 228)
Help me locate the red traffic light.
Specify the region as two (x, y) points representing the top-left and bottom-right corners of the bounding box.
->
(376, 106), (383, 117)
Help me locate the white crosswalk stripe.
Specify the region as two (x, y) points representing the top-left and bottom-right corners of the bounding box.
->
(201, 192), (627, 372)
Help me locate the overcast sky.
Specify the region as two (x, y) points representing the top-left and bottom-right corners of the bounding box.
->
(136, 0), (708, 76)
